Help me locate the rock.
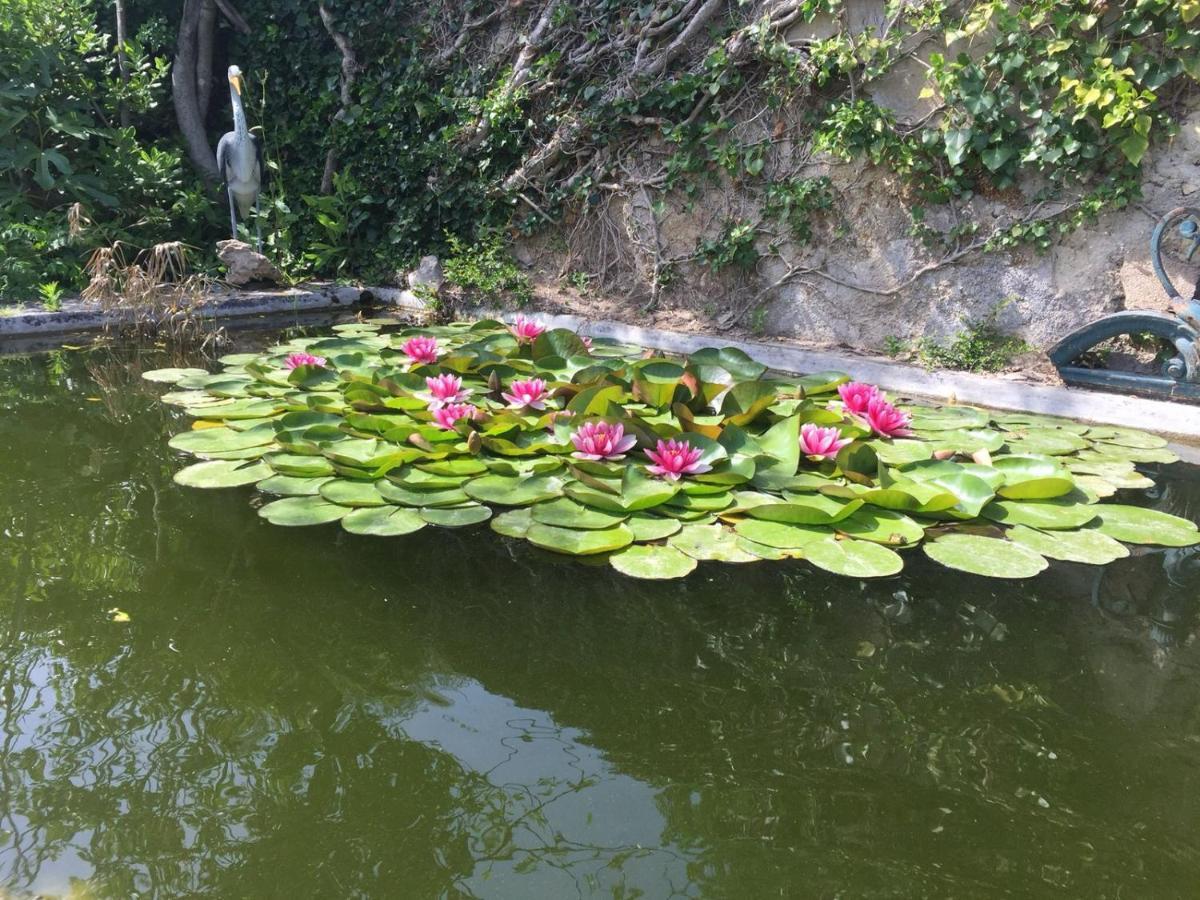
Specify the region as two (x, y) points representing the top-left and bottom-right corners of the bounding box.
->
(216, 240), (282, 286)
(407, 255), (443, 295)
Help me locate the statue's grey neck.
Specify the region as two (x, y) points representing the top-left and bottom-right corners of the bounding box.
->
(231, 87), (248, 136)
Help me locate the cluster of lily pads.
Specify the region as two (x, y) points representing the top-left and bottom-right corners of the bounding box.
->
(143, 316), (1200, 580)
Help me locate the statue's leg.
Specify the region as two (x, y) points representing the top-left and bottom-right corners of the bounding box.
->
(255, 194), (263, 252)
(227, 188), (238, 240)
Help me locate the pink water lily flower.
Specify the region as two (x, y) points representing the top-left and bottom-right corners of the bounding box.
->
(799, 423), (852, 460)
(571, 421), (637, 461)
(401, 336), (440, 366)
(283, 352), (327, 370)
(580, 334), (593, 352)
(431, 402), (477, 430)
(510, 315), (546, 343)
(419, 373), (472, 409)
(502, 378), (550, 411)
(835, 381), (882, 416)
(865, 396), (912, 438)
(644, 438), (711, 481)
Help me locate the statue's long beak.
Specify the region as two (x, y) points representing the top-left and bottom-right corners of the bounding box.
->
(230, 75), (242, 96)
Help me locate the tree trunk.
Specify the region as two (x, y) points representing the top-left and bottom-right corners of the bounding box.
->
(318, 3), (360, 194)
(195, 0), (217, 120)
(114, 0), (130, 127)
(172, 0), (219, 181)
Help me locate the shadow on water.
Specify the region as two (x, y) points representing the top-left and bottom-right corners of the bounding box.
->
(1, 339), (1199, 898)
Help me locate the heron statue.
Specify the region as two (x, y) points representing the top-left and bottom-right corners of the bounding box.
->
(215, 65), (263, 250)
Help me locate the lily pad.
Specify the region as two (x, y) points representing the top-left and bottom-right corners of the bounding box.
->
(1090, 505), (1200, 547)
(420, 503), (492, 528)
(626, 513), (683, 542)
(491, 508), (534, 538)
(733, 519), (832, 549)
(319, 479), (389, 507)
(669, 524), (759, 562)
(749, 493), (863, 525)
(142, 367), (210, 383)
(464, 473), (565, 506)
(169, 425), (275, 454)
(530, 498), (628, 529)
(341, 506), (427, 536)
(172, 459), (272, 489)
(804, 537), (903, 578)
(980, 498), (1099, 530)
(377, 481), (470, 508)
(610, 544), (698, 579)
(923, 534), (1048, 578)
(835, 509), (925, 546)
(258, 496), (350, 527)
(1007, 525), (1129, 565)
(257, 474), (334, 496)
(526, 523), (635, 556)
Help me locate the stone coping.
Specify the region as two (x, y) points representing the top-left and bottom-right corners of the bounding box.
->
(1, 286), (1196, 443)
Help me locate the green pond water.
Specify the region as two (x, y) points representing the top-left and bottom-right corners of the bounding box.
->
(2, 331), (1200, 898)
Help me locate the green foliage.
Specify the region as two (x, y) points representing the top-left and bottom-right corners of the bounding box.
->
(0, 0), (214, 300)
(698, 220), (759, 272)
(916, 302), (1030, 373)
(763, 176), (835, 243)
(37, 280), (65, 310)
(443, 232), (532, 304)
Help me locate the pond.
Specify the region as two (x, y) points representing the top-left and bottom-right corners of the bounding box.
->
(2, 328), (1199, 898)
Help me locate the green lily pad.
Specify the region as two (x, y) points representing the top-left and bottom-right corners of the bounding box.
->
(491, 508), (534, 538)
(173, 459), (272, 489)
(258, 496), (350, 527)
(256, 475), (333, 496)
(749, 493), (863, 525)
(1003, 428), (1089, 456)
(169, 425), (276, 454)
(341, 505), (426, 536)
(265, 454), (337, 478)
(923, 534), (1048, 578)
(868, 439), (933, 466)
(610, 544), (698, 579)
(1007, 525), (1129, 565)
(377, 481), (470, 508)
(526, 523), (635, 556)
(464, 474), (565, 506)
(1085, 426), (1167, 449)
(835, 509), (925, 546)
(980, 497), (1099, 530)
(804, 537), (903, 578)
(735, 538), (804, 560)
(1090, 505), (1200, 546)
(626, 513), (683, 542)
(669, 524), (759, 562)
(733, 519), (832, 549)
(420, 503), (492, 528)
(319, 479), (389, 507)
(531, 498), (628, 529)
(142, 367), (210, 383)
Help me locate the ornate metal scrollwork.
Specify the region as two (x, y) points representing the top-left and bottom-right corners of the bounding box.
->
(1049, 206), (1200, 400)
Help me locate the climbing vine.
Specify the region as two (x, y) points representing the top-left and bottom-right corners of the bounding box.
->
(226, 0), (1198, 310)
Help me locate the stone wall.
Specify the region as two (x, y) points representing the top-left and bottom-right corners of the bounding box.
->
(515, 7), (1200, 355)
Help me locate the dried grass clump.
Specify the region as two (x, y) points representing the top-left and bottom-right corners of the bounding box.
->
(82, 241), (225, 349)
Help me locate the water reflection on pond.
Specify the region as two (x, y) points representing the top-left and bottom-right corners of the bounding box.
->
(1, 336), (1198, 898)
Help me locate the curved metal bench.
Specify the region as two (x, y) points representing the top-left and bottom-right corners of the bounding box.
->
(1049, 206), (1200, 400)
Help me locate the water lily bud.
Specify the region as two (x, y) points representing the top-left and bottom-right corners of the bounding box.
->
(466, 430), (482, 454)
(408, 433), (434, 452)
(933, 448), (956, 460)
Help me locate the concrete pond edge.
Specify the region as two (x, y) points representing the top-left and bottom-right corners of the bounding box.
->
(1, 285), (1196, 450)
